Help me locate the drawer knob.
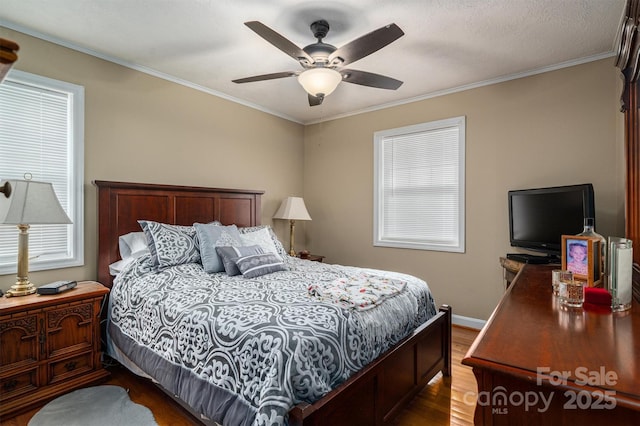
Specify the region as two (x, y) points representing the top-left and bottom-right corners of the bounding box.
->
(64, 361), (78, 371)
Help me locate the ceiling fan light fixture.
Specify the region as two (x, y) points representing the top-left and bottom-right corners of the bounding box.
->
(297, 68), (342, 97)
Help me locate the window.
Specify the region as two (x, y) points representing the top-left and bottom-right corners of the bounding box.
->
(374, 116), (465, 252)
(0, 70), (84, 274)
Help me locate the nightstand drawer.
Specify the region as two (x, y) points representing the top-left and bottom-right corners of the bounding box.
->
(0, 313), (39, 371)
(48, 351), (93, 384)
(0, 367), (38, 401)
(45, 301), (93, 358)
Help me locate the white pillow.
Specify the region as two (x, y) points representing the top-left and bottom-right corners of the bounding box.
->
(112, 231), (150, 276)
(118, 231), (149, 259)
(239, 227), (281, 258)
(109, 257), (134, 276)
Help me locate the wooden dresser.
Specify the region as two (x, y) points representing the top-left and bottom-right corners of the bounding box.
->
(0, 281), (110, 419)
(463, 264), (640, 425)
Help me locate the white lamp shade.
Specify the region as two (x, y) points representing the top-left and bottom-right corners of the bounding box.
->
(297, 68), (342, 97)
(273, 197), (312, 221)
(0, 179), (72, 225)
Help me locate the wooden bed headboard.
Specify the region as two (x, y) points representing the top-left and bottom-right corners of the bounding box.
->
(94, 180), (264, 287)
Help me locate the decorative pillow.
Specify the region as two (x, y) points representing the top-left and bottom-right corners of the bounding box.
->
(215, 245), (264, 276)
(239, 225), (288, 258)
(138, 220), (200, 270)
(118, 231), (148, 259)
(194, 223), (243, 273)
(239, 227), (282, 259)
(236, 253), (288, 279)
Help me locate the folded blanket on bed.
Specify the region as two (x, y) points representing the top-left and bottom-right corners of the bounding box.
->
(308, 273), (407, 311)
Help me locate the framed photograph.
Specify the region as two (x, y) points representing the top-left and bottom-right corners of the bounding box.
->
(561, 235), (602, 287)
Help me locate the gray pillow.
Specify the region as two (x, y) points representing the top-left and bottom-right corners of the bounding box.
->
(138, 220), (200, 270)
(215, 245), (264, 276)
(236, 253), (288, 278)
(194, 223), (242, 273)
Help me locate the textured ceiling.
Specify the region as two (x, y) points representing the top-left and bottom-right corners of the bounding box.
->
(0, 0), (626, 124)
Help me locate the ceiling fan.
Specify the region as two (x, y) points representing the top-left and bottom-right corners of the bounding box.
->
(233, 20), (404, 106)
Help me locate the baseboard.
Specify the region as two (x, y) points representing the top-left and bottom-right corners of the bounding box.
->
(452, 314), (486, 330)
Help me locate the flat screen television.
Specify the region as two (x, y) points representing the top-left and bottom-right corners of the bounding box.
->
(508, 183), (595, 261)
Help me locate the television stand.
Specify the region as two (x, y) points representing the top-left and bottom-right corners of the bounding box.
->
(506, 253), (558, 264)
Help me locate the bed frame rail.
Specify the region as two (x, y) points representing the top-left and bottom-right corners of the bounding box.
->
(289, 305), (452, 426)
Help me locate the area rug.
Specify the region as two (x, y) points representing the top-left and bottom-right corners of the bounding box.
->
(28, 385), (157, 426)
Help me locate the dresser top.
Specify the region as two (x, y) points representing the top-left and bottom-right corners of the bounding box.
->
(0, 281), (109, 314)
(463, 264), (640, 405)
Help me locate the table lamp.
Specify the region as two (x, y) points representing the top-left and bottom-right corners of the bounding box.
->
(0, 178), (72, 297)
(273, 197), (311, 256)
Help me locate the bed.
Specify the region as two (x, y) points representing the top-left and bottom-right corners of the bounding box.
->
(95, 180), (452, 426)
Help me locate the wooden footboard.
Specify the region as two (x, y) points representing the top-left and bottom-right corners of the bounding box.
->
(289, 305), (452, 426)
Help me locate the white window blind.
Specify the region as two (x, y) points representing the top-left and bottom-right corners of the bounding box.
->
(0, 70), (84, 274)
(374, 117), (465, 252)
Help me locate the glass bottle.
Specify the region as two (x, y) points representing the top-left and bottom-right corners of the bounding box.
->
(577, 217), (606, 281)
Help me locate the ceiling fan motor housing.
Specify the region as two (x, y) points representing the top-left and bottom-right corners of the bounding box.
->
(303, 42), (336, 65)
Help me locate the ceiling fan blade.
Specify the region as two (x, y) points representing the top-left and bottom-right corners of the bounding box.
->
(232, 71), (297, 83)
(328, 23), (404, 67)
(308, 94), (324, 107)
(341, 69), (403, 90)
(245, 21), (314, 64)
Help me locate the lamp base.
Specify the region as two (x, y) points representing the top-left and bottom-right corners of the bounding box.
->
(5, 280), (36, 297)
(288, 220), (297, 258)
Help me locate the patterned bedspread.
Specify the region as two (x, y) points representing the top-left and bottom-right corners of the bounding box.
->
(108, 255), (436, 426)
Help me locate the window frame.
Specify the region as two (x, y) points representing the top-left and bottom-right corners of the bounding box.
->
(0, 69), (84, 274)
(373, 116), (466, 253)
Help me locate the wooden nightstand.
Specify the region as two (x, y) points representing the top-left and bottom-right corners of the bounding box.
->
(298, 253), (325, 262)
(0, 281), (110, 419)
(499, 256), (524, 288)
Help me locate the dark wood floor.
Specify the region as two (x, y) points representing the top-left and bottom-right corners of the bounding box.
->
(390, 326), (478, 426)
(4, 326), (479, 426)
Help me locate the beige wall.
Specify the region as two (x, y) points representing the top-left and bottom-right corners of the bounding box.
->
(0, 28), (624, 322)
(0, 28), (305, 290)
(303, 58), (624, 320)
